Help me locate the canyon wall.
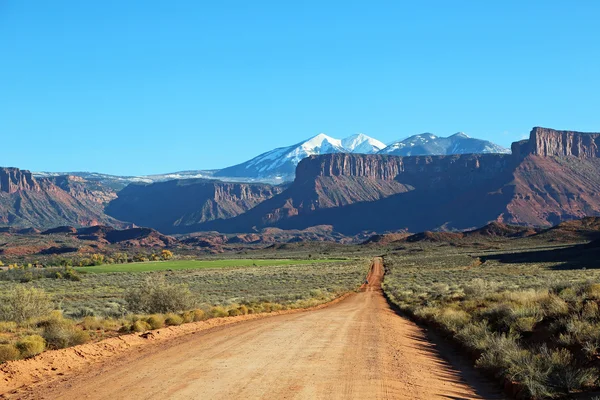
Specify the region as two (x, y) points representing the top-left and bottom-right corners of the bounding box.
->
(0, 168), (41, 193)
(296, 153), (514, 189)
(530, 127), (600, 157)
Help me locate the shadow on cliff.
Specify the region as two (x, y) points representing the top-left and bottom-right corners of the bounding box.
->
(274, 170), (518, 234)
(188, 157), (520, 235)
(480, 240), (600, 270)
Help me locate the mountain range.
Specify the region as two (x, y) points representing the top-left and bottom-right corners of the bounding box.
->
(105, 127), (600, 235)
(6, 126), (600, 236)
(34, 132), (508, 185)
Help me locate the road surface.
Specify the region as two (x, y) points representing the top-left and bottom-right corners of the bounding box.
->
(13, 258), (502, 399)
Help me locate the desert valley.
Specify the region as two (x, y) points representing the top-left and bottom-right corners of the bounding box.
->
(2, 2), (600, 399)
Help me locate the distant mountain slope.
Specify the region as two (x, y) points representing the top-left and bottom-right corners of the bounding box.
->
(105, 178), (283, 234)
(0, 168), (123, 229)
(213, 133), (385, 182)
(379, 132), (510, 156)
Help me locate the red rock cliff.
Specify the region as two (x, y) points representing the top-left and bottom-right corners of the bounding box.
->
(530, 127), (600, 157)
(296, 153), (514, 187)
(0, 168), (41, 193)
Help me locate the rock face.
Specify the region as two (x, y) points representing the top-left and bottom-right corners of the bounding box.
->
(297, 153), (514, 189)
(0, 168), (40, 193)
(530, 127), (600, 157)
(105, 179), (283, 234)
(0, 168), (123, 229)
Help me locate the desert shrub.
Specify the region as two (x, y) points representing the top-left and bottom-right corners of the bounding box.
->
(559, 287), (578, 302)
(0, 287), (54, 323)
(430, 283), (450, 298)
(0, 344), (20, 363)
(38, 313), (90, 349)
(192, 309), (206, 322)
(144, 314), (165, 330)
(132, 320), (151, 332)
(125, 276), (195, 314)
(542, 294), (570, 317)
(582, 301), (600, 319)
(585, 283), (600, 300)
(208, 306), (228, 318)
(228, 308), (241, 317)
(181, 311), (194, 323)
(164, 313), (183, 326)
(0, 321), (18, 333)
(463, 278), (497, 298)
(81, 316), (107, 331)
(505, 349), (553, 399)
(238, 305), (249, 315)
(512, 317), (538, 332)
(541, 346), (597, 392)
(16, 335), (46, 358)
(455, 322), (492, 351)
(434, 308), (470, 332)
(475, 332), (522, 371)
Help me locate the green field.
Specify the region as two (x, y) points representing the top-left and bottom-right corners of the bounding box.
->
(74, 258), (342, 273)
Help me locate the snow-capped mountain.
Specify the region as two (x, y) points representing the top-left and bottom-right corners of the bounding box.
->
(342, 133), (386, 154)
(379, 132), (510, 156)
(214, 133), (384, 181)
(35, 132), (510, 189)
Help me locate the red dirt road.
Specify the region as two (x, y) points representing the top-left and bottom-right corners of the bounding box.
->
(9, 258), (503, 399)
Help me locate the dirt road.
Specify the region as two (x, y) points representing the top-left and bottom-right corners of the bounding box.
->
(13, 258), (502, 399)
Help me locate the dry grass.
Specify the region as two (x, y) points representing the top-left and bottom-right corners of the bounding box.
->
(383, 243), (600, 399)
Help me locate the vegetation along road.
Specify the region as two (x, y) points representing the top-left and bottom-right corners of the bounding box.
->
(11, 258), (503, 400)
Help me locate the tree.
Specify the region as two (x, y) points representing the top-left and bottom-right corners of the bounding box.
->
(160, 250), (173, 260)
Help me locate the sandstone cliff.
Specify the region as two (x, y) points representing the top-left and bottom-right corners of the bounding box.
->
(0, 168), (123, 229)
(0, 168), (41, 193)
(529, 127), (600, 157)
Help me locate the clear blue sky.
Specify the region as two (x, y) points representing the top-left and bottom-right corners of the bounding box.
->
(1, 1), (599, 175)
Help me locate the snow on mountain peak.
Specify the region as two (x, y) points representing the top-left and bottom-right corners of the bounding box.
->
(342, 133), (386, 153)
(451, 132), (470, 138)
(301, 133), (343, 151)
(378, 132), (510, 156)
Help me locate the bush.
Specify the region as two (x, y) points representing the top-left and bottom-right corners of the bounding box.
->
(144, 315), (165, 330)
(585, 283), (600, 300)
(164, 313), (183, 326)
(181, 311), (194, 323)
(542, 294), (570, 317)
(16, 335), (46, 358)
(125, 276), (195, 314)
(192, 309), (206, 321)
(208, 306), (228, 318)
(132, 320), (151, 332)
(434, 308), (470, 332)
(0, 287), (54, 323)
(0, 321), (17, 333)
(38, 313), (90, 349)
(0, 344), (20, 363)
(228, 308), (241, 317)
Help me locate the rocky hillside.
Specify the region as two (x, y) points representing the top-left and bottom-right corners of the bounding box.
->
(193, 127), (600, 234)
(0, 168), (122, 229)
(105, 178), (283, 234)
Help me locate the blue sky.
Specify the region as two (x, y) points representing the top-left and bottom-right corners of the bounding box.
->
(1, 1), (599, 175)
